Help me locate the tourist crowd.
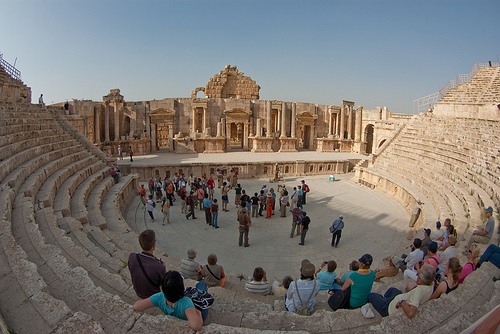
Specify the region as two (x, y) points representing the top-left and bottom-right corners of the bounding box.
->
(129, 172), (498, 330)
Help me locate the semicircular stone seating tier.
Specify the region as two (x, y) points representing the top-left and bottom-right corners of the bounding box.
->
(0, 103), (499, 334)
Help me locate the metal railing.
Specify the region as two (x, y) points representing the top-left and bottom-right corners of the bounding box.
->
(0, 52), (21, 80)
(412, 61), (500, 114)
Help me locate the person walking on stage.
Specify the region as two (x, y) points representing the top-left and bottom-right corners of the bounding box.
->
(330, 215), (345, 248)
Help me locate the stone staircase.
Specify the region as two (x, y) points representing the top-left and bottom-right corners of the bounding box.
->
(439, 67), (500, 105)
(359, 113), (499, 243)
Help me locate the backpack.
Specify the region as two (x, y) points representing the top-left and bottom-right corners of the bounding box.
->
(292, 280), (316, 316)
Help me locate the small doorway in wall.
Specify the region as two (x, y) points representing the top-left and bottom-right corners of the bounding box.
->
(230, 123), (243, 149)
(123, 116), (131, 138)
(365, 124), (374, 154)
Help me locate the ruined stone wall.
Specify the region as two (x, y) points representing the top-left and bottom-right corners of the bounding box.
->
(205, 65), (260, 99)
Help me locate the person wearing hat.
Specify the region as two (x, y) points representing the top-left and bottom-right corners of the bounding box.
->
(330, 215), (345, 248)
(299, 211), (311, 246)
(465, 206), (495, 251)
(238, 207), (251, 247)
(374, 256), (400, 282)
(285, 260), (320, 314)
(405, 241), (439, 281)
(408, 199), (423, 227)
(180, 249), (203, 281)
(330, 254), (375, 310)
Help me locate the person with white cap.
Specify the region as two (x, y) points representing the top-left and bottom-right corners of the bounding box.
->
(330, 215), (345, 248)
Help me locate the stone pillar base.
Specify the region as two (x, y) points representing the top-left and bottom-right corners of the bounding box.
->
(251, 136), (274, 152)
(203, 137), (226, 153)
(316, 138), (338, 152)
(339, 140), (354, 152)
(278, 137), (298, 152)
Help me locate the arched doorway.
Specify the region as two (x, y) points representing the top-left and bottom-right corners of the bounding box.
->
(365, 124), (374, 154)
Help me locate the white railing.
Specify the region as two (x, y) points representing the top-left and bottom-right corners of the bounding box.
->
(0, 52), (21, 80)
(412, 61), (500, 114)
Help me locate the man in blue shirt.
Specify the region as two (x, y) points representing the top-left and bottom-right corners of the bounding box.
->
(133, 270), (206, 331)
(203, 194), (212, 225)
(331, 215), (345, 248)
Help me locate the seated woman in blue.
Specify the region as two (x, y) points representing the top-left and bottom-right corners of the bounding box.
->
(133, 270), (205, 331)
(315, 260), (341, 291)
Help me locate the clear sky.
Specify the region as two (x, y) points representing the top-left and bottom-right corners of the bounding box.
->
(1, 0), (498, 113)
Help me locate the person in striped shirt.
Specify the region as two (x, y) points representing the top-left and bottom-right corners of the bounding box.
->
(245, 267), (270, 295)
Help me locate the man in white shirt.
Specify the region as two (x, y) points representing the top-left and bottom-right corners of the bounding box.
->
(430, 221), (444, 241)
(364, 264), (435, 319)
(438, 235), (457, 272)
(403, 238), (424, 272)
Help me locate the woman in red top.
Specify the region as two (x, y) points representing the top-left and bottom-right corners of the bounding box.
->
(265, 194), (274, 219)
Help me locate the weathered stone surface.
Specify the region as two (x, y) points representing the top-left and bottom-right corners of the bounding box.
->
(53, 312), (105, 334)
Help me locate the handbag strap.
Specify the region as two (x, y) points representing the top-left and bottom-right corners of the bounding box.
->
(136, 254), (157, 287)
(292, 280), (316, 310)
(205, 265), (221, 280)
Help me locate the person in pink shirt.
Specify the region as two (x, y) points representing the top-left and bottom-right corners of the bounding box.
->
(459, 243), (480, 284)
(405, 242), (439, 281)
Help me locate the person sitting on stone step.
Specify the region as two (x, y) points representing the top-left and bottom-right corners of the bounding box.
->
(245, 267), (270, 295)
(133, 270), (206, 331)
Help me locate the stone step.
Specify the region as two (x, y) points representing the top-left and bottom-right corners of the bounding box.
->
(0, 138), (78, 182)
(71, 165), (110, 224)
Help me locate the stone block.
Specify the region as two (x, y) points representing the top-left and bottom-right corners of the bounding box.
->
(30, 291), (72, 327)
(53, 311), (105, 334)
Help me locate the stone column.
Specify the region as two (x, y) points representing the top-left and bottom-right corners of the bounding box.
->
(355, 107), (362, 141)
(203, 107), (207, 131)
(256, 119), (262, 136)
(249, 116), (254, 136)
(243, 123), (249, 150)
(104, 103), (110, 142)
(340, 103), (345, 140)
(94, 106), (101, 143)
(168, 125), (174, 151)
(192, 108), (197, 133)
(309, 123), (315, 150)
(226, 122), (231, 150)
(348, 106), (356, 139)
(145, 106), (151, 138)
(217, 122), (222, 137)
(328, 108), (333, 136)
(114, 101), (120, 141)
(291, 103), (296, 138)
(280, 102), (286, 137)
(151, 123), (156, 150)
(266, 100), (272, 137)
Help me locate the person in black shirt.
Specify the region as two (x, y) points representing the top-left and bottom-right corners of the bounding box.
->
(299, 211), (311, 245)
